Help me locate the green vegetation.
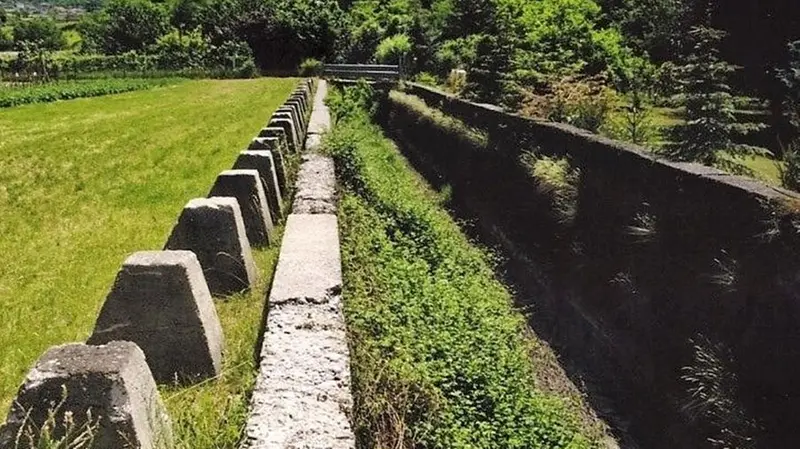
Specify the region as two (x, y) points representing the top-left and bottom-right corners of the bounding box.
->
(658, 26), (766, 175)
(326, 85), (605, 448)
(0, 77), (297, 420)
(0, 77), (179, 107)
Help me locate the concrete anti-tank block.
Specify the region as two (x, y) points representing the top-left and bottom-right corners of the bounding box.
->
(286, 97), (307, 118)
(258, 126), (289, 150)
(273, 111), (302, 143)
(268, 117), (299, 153)
(281, 102), (306, 132)
(248, 138), (288, 195)
(293, 90), (309, 110)
(165, 197), (258, 296)
(208, 170), (274, 247)
(234, 151), (284, 222)
(272, 106), (305, 139)
(88, 251), (224, 384)
(0, 341), (173, 449)
(290, 94), (308, 115)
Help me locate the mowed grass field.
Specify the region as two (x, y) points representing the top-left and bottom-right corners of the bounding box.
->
(0, 78), (297, 419)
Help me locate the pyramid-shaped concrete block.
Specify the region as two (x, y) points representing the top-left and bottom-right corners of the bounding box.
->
(248, 137), (288, 195)
(259, 126), (295, 155)
(269, 117), (299, 153)
(276, 106), (304, 140)
(286, 97), (306, 118)
(294, 90), (310, 108)
(290, 93), (308, 115)
(286, 101), (306, 125)
(208, 169), (274, 247)
(88, 251), (224, 385)
(274, 110), (302, 143)
(0, 341), (173, 449)
(281, 102), (306, 132)
(233, 151), (284, 222)
(165, 197), (258, 296)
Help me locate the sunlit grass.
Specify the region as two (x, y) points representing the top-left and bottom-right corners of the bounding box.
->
(0, 78), (297, 415)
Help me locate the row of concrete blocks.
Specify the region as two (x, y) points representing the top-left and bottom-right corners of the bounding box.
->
(0, 80), (315, 449)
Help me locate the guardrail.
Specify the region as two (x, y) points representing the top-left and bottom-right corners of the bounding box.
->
(322, 63), (402, 82)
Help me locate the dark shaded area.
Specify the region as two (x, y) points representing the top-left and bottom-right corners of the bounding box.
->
(376, 83), (800, 449)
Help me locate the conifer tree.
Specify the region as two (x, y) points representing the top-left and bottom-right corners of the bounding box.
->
(660, 25), (765, 173)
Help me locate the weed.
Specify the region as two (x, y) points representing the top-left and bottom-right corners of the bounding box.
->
(520, 152), (580, 226)
(681, 336), (756, 449)
(9, 386), (98, 449)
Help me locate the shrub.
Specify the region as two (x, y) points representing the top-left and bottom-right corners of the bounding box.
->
(374, 33), (411, 65)
(152, 29), (208, 70)
(0, 78), (180, 108)
(600, 90), (659, 146)
(326, 79), (376, 123)
(298, 58), (323, 77)
(414, 71), (438, 87)
(12, 16), (66, 51)
(445, 68), (467, 95)
(527, 74), (616, 133)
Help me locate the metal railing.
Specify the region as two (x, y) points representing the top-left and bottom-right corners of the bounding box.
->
(322, 64), (402, 82)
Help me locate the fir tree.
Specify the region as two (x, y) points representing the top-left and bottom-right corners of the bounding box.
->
(660, 25), (765, 174)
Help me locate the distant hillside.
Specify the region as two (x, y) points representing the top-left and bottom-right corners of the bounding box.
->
(0, 0), (101, 15)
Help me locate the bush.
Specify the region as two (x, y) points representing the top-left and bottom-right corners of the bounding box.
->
(526, 74), (616, 133)
(0, 78), (180, 108)
(374, 33), (411, 65)
(12, 16), (66, 50)
(325, 79), (376, 123)
(600, 90), (659, 146)
(298, 57), (323, 77)
(413, 71), (438, 87)
(152, 29), (208, 70)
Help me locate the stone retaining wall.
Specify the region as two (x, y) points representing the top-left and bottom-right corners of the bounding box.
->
(382, 83), (800, 448)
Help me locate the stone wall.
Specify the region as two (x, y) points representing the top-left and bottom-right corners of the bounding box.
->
(382, 83), (800, 448)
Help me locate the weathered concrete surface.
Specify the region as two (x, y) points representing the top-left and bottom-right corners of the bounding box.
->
(88, 251), (224, 385)
(165, 197), (258, 296)
(290, 93), (308, 115)
(279, 104), (306, 132)
(286, 98), (307, 121)
(269, 118), (299, 154)
(234, 151), (284, 222)
(307, 80), (331, 140)
(274, 109), (303, 142)
(292, 154), (337, 214)
(258, 127), (292, 154)
(0, 341), (173, 449)
(209, 169), (275, 247)
(242, 215), (354, 449)
(248, 138), (288, 196)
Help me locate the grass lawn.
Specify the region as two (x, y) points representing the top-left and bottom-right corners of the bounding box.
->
(0, 77), (297, 438)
